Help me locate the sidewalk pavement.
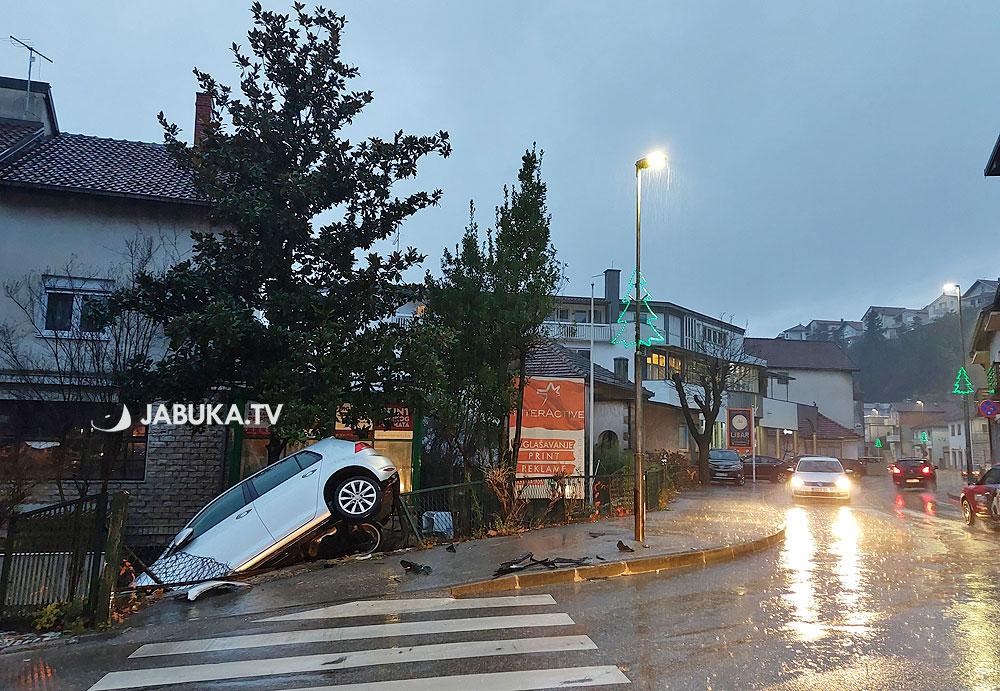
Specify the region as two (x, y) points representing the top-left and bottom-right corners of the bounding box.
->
(123, 484), (785, 637)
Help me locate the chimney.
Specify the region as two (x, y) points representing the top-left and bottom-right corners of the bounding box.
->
(604, 268), (621, 323)
(614, 357), (629, 382)
(193, 92), (211, 145)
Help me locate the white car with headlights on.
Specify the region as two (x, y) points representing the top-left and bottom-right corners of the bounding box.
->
(789, 456), (852, 501)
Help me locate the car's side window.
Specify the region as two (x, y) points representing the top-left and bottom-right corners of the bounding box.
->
(251, 456), (302, 497)
(295, 450), (322, 470)
(982, 469), (1000, 486)
(188, 483), (249, 540)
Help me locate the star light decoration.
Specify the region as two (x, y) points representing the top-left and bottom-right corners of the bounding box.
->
(611, 269), (666, 349)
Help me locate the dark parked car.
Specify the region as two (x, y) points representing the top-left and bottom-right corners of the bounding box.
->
(741, 455), (790, 483)
(960, 465), (1000, 525)
(709, 448), (745, 485)
(840, 458), (868, 476)
(890, 458), (936, 489)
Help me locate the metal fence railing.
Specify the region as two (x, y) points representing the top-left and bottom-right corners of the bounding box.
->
(399, 462), (689, 543)
(0, 492), (127, 625)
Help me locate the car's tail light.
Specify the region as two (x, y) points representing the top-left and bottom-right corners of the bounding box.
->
(355, 442), (371, 453)
(921, 465), (931, 475)
(891, 465), (901, 474)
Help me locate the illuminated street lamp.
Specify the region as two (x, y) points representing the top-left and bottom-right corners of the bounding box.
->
(631, 150), (667, 543)
(943, 282), (974, 478)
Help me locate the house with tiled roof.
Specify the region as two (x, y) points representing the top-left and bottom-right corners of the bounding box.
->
(744, 338), (863, 459)
(543, 269), (775, 456)
(778, 319), (863, 344)
(0, 76), (224, 556)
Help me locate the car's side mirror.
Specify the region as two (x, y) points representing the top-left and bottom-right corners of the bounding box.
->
(172, 527), (194, 549)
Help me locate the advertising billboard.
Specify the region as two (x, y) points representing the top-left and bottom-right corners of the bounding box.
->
(510, 376), (586, 497)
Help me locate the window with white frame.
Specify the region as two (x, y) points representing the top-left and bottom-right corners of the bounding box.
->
(41, 276), (114, 337)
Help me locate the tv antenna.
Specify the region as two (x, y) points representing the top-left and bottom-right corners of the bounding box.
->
(9, 36), (53, 118)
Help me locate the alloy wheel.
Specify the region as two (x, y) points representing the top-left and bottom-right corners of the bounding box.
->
(962, 499), (974, 526)
(337, 478), (378, 516)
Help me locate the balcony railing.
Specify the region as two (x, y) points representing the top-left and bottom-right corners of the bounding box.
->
(543, 321), (614, 342)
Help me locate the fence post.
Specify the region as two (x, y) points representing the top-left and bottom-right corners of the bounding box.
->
(93, 492), (129, 627)
(84, 493), (109, 623)
(0, 513), (17, 619)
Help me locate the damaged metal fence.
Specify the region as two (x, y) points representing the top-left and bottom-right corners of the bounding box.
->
(399, 463), (686, 543)
(0, 492), (128, 625)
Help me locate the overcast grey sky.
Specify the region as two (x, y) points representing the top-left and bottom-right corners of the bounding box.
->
(5, 1), (1000, 335)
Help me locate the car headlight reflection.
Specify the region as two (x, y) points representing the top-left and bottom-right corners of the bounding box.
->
(790, 475), (804, 488)
(835, 476), (851, 490)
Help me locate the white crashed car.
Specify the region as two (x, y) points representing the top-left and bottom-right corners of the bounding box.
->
(135, 438), (398, 585)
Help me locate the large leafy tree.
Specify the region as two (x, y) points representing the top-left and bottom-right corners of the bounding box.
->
(113, 3), (451, 460)
(423, 147), (561, 482)
(670, 327), (756, 484)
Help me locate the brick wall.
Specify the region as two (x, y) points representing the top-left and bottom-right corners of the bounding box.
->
(125, 423), (227, 554)
(22, 423), (227, 558)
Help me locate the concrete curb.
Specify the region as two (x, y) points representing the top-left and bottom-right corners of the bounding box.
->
(449, 523), (786, 597)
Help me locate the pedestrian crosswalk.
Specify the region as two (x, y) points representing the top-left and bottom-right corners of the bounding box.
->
(87, 593), (629, 690)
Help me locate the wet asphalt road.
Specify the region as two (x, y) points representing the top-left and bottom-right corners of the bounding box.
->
(543, 475), (1000, 690)
(4, 474), (999, 690)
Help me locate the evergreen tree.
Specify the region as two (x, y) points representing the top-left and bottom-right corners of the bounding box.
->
(423, 147), (562, 478)
(111, 3), (451, 460)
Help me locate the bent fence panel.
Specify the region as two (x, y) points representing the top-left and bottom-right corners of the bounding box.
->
(0, 494), (108, 622)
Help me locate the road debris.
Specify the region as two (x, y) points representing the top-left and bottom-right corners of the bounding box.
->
(616, 540), (635, 553)
(400, 559), (433, 575)
(492, 552), (590, 578)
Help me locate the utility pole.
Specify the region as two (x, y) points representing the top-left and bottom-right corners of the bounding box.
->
(630, 151), (666, 543)
(633, 161), (645, 543)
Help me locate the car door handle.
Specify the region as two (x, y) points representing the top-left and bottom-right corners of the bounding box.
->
(235, 508), (253, 519)
(301, 469), (317, 478)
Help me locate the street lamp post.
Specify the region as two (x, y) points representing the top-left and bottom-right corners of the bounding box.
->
(632, 151), (666, 543)
(944, 283), (974, 479)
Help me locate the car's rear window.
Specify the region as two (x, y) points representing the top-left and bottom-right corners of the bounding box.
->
(896, 459), (927, 467)
(796, 459), (844, 473)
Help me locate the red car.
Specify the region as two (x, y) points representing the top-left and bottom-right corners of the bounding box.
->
(889, 458), (936, 489)
(960, 465), (1000, 525)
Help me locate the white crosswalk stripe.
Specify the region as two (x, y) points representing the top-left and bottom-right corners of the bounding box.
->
(259, 593), (558, 622)
(130, 612), (575, 657)
(285, 666), (632, 690)
(87, 593), (629, 691)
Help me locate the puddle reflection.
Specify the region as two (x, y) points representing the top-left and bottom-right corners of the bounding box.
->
(781, 505), (872, 642)
(946, 571), (1000, 691)
(7, 657), (59, 690)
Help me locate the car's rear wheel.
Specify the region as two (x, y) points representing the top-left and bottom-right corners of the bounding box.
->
(962, 498), (975, 526)
(773, 471), (787, 484)
(346, 522), (382, 555)
(333, 476), (381, 520)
